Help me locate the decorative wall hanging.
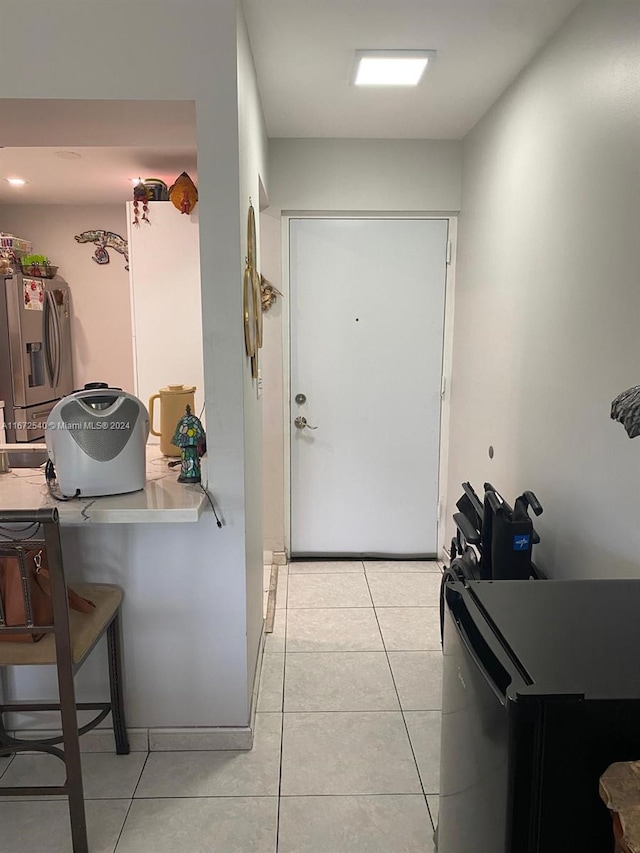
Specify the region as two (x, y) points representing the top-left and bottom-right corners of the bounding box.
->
(260, 275), (283, 313)
(169, 172), (198, 215)
(74, 230), (129, 270)
(243, 200), (262, 379)
(132, 180), (151, 226)
(243, 262), (258, 369)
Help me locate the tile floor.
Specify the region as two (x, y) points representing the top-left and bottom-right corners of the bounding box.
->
(0, 560), (443, 852)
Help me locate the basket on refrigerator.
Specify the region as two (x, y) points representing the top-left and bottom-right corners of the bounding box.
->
(0, 234), (33, 256)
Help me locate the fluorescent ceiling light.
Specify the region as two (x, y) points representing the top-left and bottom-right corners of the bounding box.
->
(354, 50), (436, 86)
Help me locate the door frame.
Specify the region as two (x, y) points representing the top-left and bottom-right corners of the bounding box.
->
(280, 212), (458, 561)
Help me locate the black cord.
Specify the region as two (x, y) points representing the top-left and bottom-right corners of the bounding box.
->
(45, 460), (81, 502)
(198, 483), (222, 527)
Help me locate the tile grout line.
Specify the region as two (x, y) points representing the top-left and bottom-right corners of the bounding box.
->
(275, 572), (288, 853)
(281, 649), (443, 654)
(112, 748), (152, 851)
(0, 754), (14, 780)
(362, 567), (432, 819)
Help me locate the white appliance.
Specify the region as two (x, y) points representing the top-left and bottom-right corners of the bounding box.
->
(45, 383), (149, 497)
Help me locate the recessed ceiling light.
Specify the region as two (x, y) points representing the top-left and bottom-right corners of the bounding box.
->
(5, 177), (27, 186)
(354, 50), (436, 86)
(55, 151), (82, 160)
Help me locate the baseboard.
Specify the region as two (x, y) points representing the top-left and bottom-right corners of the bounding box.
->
(9, 728), (149, 753)
(151, 624), (268, 753)
(11, 724), (257, 752)
(272, 550), (287, 566)
(9, 631), (268, 755)
(149, 726), (253, 751)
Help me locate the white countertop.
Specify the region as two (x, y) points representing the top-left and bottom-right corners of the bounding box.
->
(0, 446), (208, 524)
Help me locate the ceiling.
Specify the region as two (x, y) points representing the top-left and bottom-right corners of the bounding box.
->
(0, 101), (197, 205)
(242, 0), (583, 139)
(0, 2), (584, 205)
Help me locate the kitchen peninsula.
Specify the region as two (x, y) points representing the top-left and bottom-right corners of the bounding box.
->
(0, 446), (207, 523)
(0, 448), (252, 750)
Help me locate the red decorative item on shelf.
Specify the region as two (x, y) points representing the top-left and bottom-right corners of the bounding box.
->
(132, 181), (151, 227)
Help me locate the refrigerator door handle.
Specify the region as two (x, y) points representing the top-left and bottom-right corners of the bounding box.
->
(43, 291), (55, 387)
(52, 293), (63, 388)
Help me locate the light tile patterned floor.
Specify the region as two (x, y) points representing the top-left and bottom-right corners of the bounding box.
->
(0, 560), (442, 852)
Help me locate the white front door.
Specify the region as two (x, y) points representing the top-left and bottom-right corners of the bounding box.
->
(290, 218), (448, 557)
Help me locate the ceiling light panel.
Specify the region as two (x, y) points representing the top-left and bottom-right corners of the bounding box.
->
(354, 50), (436, 86)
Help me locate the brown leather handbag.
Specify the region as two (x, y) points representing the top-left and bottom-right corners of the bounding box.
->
(0, 547), (95, 642)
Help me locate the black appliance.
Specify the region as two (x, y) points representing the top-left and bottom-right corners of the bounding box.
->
(438, 577), (640, 853)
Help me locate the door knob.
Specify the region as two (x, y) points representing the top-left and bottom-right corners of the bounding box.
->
(294, 416), (318, 430)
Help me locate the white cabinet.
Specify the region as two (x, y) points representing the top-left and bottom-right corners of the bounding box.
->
(126, 202), (205, 438)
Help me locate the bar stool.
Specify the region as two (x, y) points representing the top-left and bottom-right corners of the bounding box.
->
(0, 508), (129, 853)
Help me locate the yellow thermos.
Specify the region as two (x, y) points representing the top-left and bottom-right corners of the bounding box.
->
(148, 384), (196, 457)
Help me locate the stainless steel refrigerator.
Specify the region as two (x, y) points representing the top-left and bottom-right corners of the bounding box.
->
(0, 271), (74, 443)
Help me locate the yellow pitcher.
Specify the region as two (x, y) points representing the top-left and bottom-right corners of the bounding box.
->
(149, 384), (196, 457)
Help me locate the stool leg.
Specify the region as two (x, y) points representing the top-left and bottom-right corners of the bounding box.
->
(0, 704), (11, 756)
(107, 612), (130, 755)
(57, 646), (88, 853)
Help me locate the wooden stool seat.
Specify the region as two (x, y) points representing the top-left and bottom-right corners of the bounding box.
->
(0, 584), (123, 666)
(600, 761), (640, 853)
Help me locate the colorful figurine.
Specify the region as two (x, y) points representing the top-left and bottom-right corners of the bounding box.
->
(171, 405), (206, 483)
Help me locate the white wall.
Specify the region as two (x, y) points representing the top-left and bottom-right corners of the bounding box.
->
(269, 138), (463, 212)
(237, 3), (270, 707)
(260, 209), (285, 554)
(446, 0), (640, 578)
(0, 204), (133, 392)
(0, 0), (263, 726)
